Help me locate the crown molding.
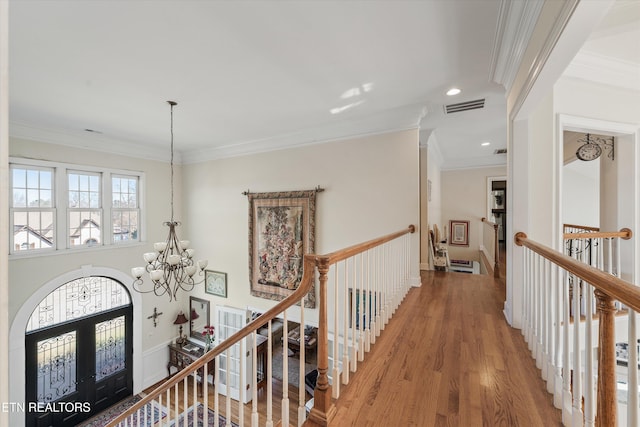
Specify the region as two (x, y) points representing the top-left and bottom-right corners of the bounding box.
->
(441, 154), (507, 171)
(10, 120), (175, 163)
(563, 50), (640, 92)
(490, 0), (545, 92)
(11, 103), (426, 165)
(180, 104), (426, 164)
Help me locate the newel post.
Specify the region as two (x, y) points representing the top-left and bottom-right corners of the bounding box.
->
(308, 256), (336, 426)
(594, 289), (617, 427)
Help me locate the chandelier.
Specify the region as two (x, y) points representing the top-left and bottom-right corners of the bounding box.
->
(131, 101), (208, 301)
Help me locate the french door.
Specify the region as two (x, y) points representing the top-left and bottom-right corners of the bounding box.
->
(25, 305), (133, 426)
(216, 306), (253, 403)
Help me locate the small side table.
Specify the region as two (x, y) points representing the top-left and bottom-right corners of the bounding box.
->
(168, 343), (214, 396)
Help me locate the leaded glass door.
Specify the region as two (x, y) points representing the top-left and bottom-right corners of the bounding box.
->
(25, 277), (133, 427)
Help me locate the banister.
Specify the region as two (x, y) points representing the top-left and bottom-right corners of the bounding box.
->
(321, 225), (415, 265)
(481, 218), (500, 278)
(563, 223), (600, 232)
(107, 255), (318, 426)
(515, 231), (640, 312)
(515, 230), (636, 426)
(108, 224), (416, 427)
(563, 227), (632, 241)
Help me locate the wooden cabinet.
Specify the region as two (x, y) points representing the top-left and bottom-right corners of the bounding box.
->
(167, 343), (213, 377)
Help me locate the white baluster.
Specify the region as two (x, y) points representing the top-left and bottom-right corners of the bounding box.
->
(298, 297), (307, 426)
(584, 283), (595, 427)
(351, 256), (358, 372)
(239, 339), (245, 427)
(628, 310), (639, 426)
(266, 321), (273, 427)
(252, 330), (258, 427)
(342, 258), (350, 385)
(365, 250), (371, 353)
(214, 353), (219, 427)
(562, 268), (572, 426)
(332, 264), (340, 398)
(572, 273), (584, 427)
(281, 312), (289, 427)
(358, 253), (365, 362)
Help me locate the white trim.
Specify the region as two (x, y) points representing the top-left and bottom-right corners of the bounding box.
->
(490, 0), (545, 92)
(563, 51), (640, 92)
(557, 113), (640, 283)
(9, 265), (143, 427)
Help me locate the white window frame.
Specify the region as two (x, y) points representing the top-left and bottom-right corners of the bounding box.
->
(111, 174), (140, 244)
(9, 157), (145, 257)
(9, 164), (56, 254)
(67, 169), (103, 249)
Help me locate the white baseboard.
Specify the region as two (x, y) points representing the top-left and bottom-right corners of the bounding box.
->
(409, 276), (422, 287)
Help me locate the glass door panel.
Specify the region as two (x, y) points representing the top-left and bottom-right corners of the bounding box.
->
(36, 331), (77, 403)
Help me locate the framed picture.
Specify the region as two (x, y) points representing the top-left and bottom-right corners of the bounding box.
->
(205, 270), (227, 298)
(247, 190), (317, 308)
(449, 220), (469, 246)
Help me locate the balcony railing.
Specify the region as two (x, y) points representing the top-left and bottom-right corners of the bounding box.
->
(481, 217), (500, 278)
(107, 225), (415, 427)
(515, 229), (638, 427)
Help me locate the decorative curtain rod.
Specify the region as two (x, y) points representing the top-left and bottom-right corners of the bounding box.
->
(242, 186), (325, 196)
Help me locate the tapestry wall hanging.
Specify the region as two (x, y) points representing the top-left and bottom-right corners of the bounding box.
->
(246, 189), (320, 308)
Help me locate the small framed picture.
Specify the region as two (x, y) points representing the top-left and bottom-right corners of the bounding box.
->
(205, 270), (227, 298)
(449, 220), (469, 246)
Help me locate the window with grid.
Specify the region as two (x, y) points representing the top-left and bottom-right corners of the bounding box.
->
(10, 166), (55, 253)
(68, 171), (102, 247)
(111, 175), (139, 243)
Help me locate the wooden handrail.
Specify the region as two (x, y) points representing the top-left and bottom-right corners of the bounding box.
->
(563, 223), (600, 232)
(515, 231), (640, 312)
(563, 227), (632, 241)
(108, 225), (416, 427)
(515, 231), (639, 426)
(107, 255), (318, 426)
(321, 225), (415, 265)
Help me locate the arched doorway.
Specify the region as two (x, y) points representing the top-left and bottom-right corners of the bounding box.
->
(24, 276), (133, 426)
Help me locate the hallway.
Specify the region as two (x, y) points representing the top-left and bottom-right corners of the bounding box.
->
(332, 270), (562, 426)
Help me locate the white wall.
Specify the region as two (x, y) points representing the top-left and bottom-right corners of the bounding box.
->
(440, 165), (507, 262)
(181, 129), (422, 325)
(562, 159), (599, 228)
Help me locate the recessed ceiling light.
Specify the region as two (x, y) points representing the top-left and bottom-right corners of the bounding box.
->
(446, 88), (461, 96)
(481, 142), (491, 146)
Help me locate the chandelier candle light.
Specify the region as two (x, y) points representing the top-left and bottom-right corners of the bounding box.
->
(132, 101), (208, 301)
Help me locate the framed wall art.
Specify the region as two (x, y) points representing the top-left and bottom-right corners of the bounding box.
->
(449, 220), (469, 246)
(246, 189), (319, 308)
(205, 270), (227, 298)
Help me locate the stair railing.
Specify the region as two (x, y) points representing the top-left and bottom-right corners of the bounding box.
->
(107, 225), (415, 427)
(481, 217), (500, 277)
(564, 227), (632, 318)
(515, 230), (638, 427)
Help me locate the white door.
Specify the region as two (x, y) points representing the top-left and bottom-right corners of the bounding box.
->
(215, 306), (253, 403)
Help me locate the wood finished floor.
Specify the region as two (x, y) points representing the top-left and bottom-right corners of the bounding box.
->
(140, 268), (561, 426)
(331, 270), (562, 427)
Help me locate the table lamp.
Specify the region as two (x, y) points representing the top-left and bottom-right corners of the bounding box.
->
(173, 311), (189, 346)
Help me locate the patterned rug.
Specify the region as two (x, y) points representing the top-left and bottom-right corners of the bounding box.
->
(77, 394), (168, 427)
(169, 403), (238, 427)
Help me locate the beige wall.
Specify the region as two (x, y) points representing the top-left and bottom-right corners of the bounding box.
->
(182, 129), (421, 325)
(9, 137), (182, 351)
(441, 166), (506, 261)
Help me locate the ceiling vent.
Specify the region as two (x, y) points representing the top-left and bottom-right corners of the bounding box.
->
(444, 98), (485, 114)
(494, 148), (507, 155)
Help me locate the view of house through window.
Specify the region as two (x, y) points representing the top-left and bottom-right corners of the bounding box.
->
(9, 159), (142, 254)
(10, 166), (55, 251)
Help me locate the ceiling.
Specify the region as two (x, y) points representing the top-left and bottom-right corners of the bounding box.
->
(8, 1), (639, 167)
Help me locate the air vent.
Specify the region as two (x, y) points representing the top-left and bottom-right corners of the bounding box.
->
(444, 98), (485, 114)
(494, 148), (507, 155)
